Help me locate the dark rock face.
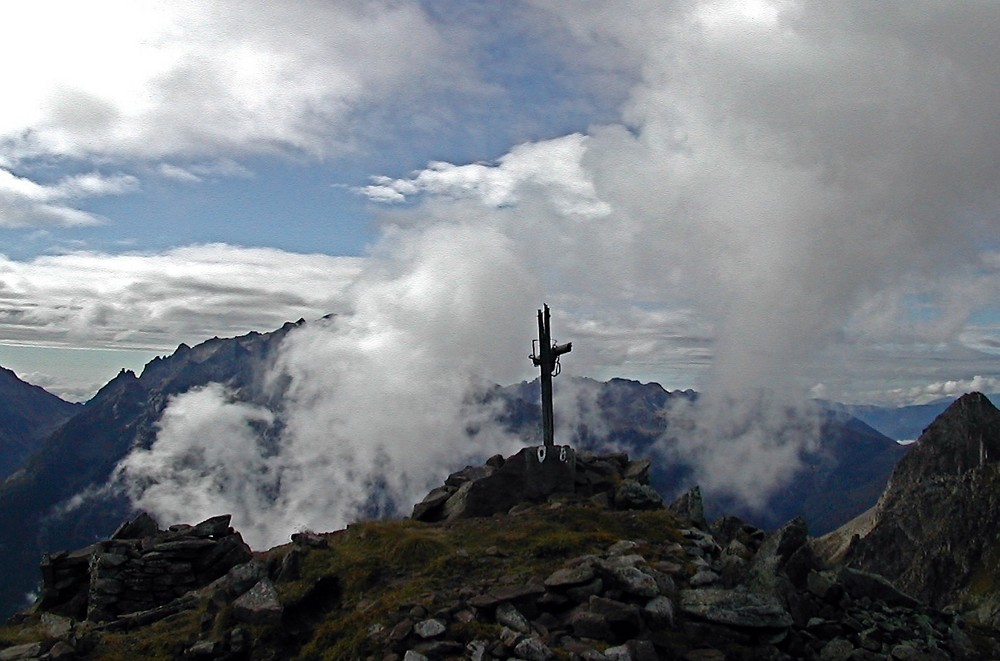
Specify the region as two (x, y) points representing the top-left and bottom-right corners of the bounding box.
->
(0, 366), (80, 480)
(34, 513), (251, 622)
(904, 391), (1000, 478)
(412, 447), (660, 522)
(845, 392), (1000, 624)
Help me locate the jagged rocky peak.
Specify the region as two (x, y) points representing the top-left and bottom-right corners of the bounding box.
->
(894, 391), (1000, 483)
(827, 391), (1000, 629)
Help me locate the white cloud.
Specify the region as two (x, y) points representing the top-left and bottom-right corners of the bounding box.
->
(874, 376), (1000, 407)
(1, 1), (466, 162)
(119, 221), (536, 547)
(157, 159), (253, 184)
(659, 391), (823, 510)
(358, 133), (612, 218)
(0, 169), (138, 228)
(0, 244), (363, 352)
(356, 1), (1000, 402)
(117, 384), (281, 546)
(0, 1), (475, 227)
(157, 164), (203, 184)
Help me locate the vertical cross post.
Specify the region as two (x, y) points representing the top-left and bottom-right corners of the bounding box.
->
(530, 304), (572, 447)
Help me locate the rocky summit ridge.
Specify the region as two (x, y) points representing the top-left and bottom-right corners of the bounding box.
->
(4, 437), (1000, 660)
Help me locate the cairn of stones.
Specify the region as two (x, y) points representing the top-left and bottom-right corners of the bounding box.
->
(34, 513), (251, 623)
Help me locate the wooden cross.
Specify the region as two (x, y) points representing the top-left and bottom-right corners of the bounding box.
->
(529, 304), (572, 447)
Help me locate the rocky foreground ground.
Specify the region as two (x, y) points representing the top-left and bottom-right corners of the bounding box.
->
(2, 445), (1000, 660)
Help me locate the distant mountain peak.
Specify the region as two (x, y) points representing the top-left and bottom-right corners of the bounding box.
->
(0, 364), (80, 480)
(897, 390), (1000, 482)
(837, 391), (1000, 623)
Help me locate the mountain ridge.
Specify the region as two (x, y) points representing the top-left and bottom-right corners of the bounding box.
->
(837, 392), (1000, 627)
(0, 322), (303, 620)
(0, 366), (81, 481)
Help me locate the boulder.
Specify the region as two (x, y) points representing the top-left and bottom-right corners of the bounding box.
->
(417, 446), (577, 521)
(838, 568), (921, 609)
(613, 480), (664, 510)
(669, 486), (706, 528)
(111, 512), (160, 540)
(233, 578), (282, 625)
(679, 588), (793, 629)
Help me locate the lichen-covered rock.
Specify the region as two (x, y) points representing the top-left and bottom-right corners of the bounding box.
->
(613, 479), (663, 511)
(669, 485), (706, 528)
(233, 578), (282, 625)
(679, 588), (794, 629)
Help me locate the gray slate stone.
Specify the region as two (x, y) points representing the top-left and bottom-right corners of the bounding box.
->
(571, 609), (613, 640)
(613, 480), (663, 510)
(414, 618), (446, 638)
(597, 557), (659, 597)
(669, 485), (706, 528)
(0, 643), (42, 661)
(820, 638), (855, 660)
(643, 595), (675, 626)
(603, 644), (632, 661)
(679, 588), (793, 628)
(544, 563), (595, 588)
(690, 568), (721, 587)
(496, 602), (531, 633)
(233, 578), (282, 625)
(514, 636), (554, 661)
(839, 568), (922, 609)
(403, 651), (429, 661)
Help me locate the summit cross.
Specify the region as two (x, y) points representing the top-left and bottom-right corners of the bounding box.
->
(529, 304), (572, 447)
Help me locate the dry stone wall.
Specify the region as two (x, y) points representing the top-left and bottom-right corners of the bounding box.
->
(34, 513), (251, 622)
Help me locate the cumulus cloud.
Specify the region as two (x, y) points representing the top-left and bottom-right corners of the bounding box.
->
(119, 221), (536, 547)
(368, 1), (1000, 399)
(359, 133), (612, 218)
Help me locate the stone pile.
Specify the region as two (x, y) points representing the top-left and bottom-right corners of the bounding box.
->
(412, 448), (662, 522)
(33, 513), (252, 623)
(363, 514), (981, 660)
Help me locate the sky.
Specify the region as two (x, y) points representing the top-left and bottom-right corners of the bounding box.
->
(2, 0), (1000, 406)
